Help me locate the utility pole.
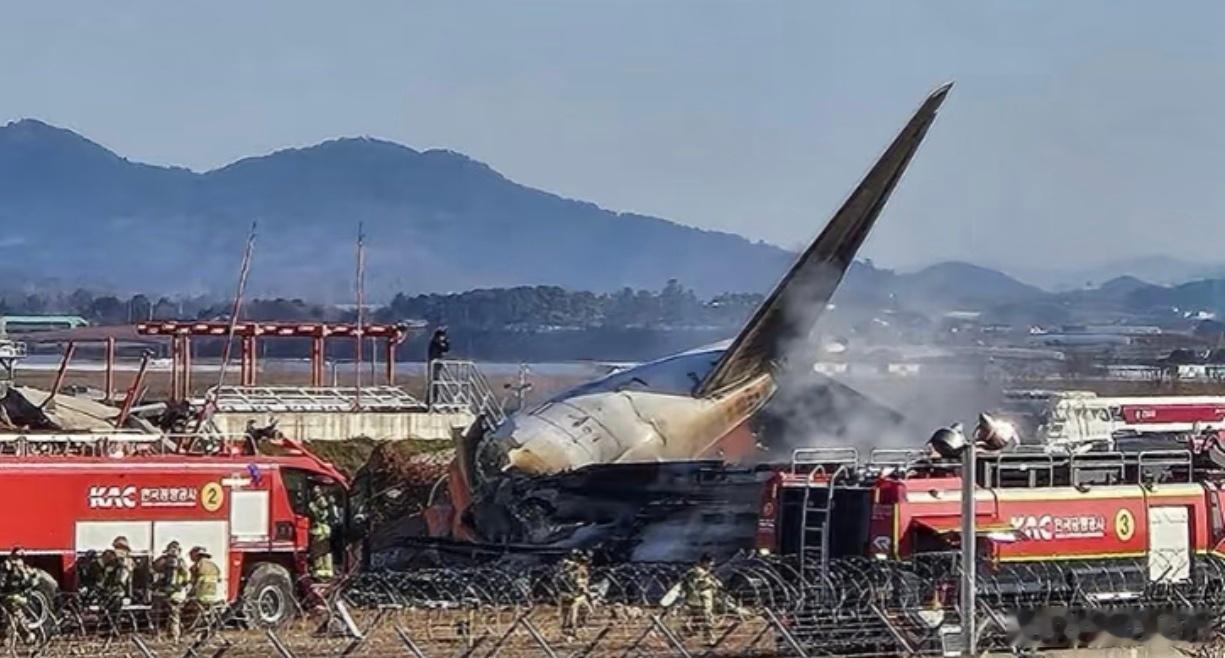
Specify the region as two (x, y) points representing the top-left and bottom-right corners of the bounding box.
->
(961, 443), (977, 656)
(353, 223), (366, 410)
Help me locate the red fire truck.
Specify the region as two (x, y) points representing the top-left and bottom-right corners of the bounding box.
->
(755, 442), (1225, 599)
(1003, 390), (1225, 449)
(0, 432), (351, 626)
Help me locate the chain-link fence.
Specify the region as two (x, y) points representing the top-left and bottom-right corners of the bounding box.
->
(4, 553), (1225, 657)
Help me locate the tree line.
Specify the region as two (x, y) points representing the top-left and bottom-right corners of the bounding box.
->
(0, 280), (763, 332)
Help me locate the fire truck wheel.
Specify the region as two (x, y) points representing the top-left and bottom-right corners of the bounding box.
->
(242, 563), (296, 628)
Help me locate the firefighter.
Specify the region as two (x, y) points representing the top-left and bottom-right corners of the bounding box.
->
(104, 537), (135, 606)
(187, 547), (223, 629)
(243, 419), (260, 454)
(557, 549), (591, 638)
(152, 541), (190, 641)
(188, 547), (221, 605)
(95, 549), (118, 606)
(76, 550), (103, 595)
(680, 553), (720, 645)
(0, 548), (36, 641)
(307, 487), (335, 580)
(425, 327), (450, 407)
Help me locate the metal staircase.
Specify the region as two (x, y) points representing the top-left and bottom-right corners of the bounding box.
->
(428, 360), (506, 429)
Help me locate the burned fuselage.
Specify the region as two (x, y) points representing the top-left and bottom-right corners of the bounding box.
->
(473, 346), (772, 481)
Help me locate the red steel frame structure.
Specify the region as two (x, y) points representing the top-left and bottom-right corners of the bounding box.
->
(136, 321), (411, 401)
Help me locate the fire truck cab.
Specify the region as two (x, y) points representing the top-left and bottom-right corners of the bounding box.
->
(0, 432), (352, 626)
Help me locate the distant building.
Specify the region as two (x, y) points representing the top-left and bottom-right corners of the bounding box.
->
(0, 315), (89, 335)
(1082, 325), (1162, 336)
(1028, 333), (1131, 347)
(1105, 364), (1161, 381)
(886, 363), (922, 377)
(1174, 364), (1210, 380)
(813, 362), (850, 376)
(943, 311), (982, 321)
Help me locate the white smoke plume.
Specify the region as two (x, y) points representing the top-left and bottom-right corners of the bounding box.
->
(755, 260), (1006, 460)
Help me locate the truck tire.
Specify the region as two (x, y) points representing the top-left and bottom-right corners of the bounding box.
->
(242, 563), (295, 628)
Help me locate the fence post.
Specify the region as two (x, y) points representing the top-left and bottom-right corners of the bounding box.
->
(394, 625), (427, 658)
(869, 601), (916, 656)
(650, 615), (693, 658)
(265, 628), (297, 658)
(456, 632), (488, 658)
(570, 624), (612, 658)
(617, 619), (658, 658)
(519, 618), (559, 658)
(132, 635), (158, 658)
(733, 622), (773, 655)
(763, 609), (809, 658)
(480, 610), (529, 658)
(961, 442), (977, 657)
(696, 620), (742, 658)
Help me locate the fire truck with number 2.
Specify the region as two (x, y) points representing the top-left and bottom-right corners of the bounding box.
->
(0, 432), (355, 627)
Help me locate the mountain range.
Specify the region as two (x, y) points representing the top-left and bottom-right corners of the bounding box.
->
(4, 117), (1225, 322)
(0, 119), (791, 299)
(1000, 256), (1225, 292)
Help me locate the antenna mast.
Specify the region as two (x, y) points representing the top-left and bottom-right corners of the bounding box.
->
(194, 222), (256, 431)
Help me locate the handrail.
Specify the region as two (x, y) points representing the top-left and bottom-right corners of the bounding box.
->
(790, 447), (858, 474)
(984, 452), (1056, 488)
(429, 360), (505, 429)
(1069, 451), (1126, 488)
(1136, 450), (1194, 484)
(867, 448), (927, 468)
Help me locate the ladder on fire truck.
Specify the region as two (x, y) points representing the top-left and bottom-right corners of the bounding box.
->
(792, 447), (858, 580)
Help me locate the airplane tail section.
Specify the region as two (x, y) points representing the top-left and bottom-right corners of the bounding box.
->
(696, 83), (952, 397)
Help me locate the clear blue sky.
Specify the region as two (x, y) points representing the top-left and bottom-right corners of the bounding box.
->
(3, 1), (1223, 275)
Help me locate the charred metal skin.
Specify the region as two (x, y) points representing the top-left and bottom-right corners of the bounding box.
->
(465, 460), (771, 561)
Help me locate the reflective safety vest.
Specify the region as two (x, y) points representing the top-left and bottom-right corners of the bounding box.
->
(682, 566), (719, 607)
(309, 496), (333, 539)
(559, 559), (589, 596)
(191, 558), (222, 603)
(104, 554), (134, 596)
(154, 554), (191, 602)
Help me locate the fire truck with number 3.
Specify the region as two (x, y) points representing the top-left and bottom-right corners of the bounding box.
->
(0, 432), (354, 627)
(754, 431), (1225, 608)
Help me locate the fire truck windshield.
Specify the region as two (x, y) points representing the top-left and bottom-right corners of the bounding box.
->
(282, 469), (345, 519)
